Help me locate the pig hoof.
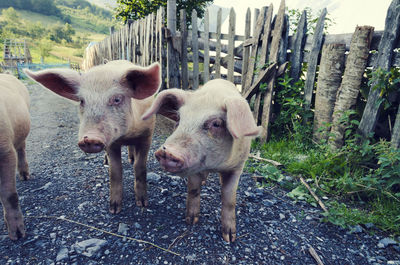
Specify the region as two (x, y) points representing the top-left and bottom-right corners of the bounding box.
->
(109, 201), (122, 214)
(185, 215), (199, 225)
(8, 225), (26, 241)
(20, 172), (31, 181)
(222, 228), (236, 243)
(135, 197), (148, 207)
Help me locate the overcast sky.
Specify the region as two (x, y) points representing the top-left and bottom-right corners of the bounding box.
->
(212, 0), (392, 34)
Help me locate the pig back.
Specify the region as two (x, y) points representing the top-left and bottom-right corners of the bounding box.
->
(0, 74), (31, 148)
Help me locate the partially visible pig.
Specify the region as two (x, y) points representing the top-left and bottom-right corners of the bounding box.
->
(24, 60), (161, 213)
(142, 79), (261, 242)
(0, 74), (31, 240)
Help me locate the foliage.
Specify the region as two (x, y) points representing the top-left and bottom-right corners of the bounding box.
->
(286, 7), (335, 35)
(115, 0), (213, 28)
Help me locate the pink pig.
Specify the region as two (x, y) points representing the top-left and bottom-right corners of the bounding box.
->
(24, 60), (161, 213)
(142, 79), (261, 242)
(0, 74), (31, 240)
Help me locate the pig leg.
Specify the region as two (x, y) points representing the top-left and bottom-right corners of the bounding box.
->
(131, 136), (151, 207)
(16, 141), (30, 180)
(127, 145), (134, 165)
(0, 148), (26, 240)
(186, 172), (207, 225)
(220, 170), (241, 243)
(106, 146), (123, 214)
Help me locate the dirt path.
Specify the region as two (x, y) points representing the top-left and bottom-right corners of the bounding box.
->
(0, 82), (399, 264)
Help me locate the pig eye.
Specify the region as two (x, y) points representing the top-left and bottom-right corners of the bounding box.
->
(79, 99), (85, 107)
(109, 94), (124, 106)
(212, 120), (222, 128)
(203, 118), (225, 130)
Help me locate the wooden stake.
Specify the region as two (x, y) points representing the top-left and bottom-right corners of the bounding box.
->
(299, 176), (328, 213)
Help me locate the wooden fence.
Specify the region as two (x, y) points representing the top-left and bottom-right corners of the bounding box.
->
(83, 0), (400, 146)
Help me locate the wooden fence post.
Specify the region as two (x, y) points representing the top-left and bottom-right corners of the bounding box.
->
(203, 9), (210, 83)
(357, 0), (400, 146)
(259, 0), (286, 142)
(180, 9), (189, 90)
(167, 0), (181, 88)
(289, 10), (307, 84)
(241, 8), (251, 89)
(330, 26), (374, 149)
(227, 8), (236, 82)
(303, 8), (327, 110)
(313, 43), (346, 143)
(215, 8), (222, 78)
(192, 9), (199, 89)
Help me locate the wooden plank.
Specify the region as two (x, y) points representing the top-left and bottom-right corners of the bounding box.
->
(150, 13), (154, 63)
(357, 0), (400, 143)
(192, 9), (199, 89)
(313, 43), (346, 143)
(303, 8), (327, 110)
(167, 0), (180, 88)
(203, 9), (210, 83)
(330, 26), (374, 149)
(180, 9), (189, 90)
(227, 8), (236, 82)
(253, 5), (273, 123)
(243, 63), (277, 99)
(242, 7), (266, 94)
(215, 8), (222, 78)
(241, 8), (251, 89)
(278, 14), (289, 64)
(392, 105), (400, 149)
(259, 0), (286, 142)
(289, 10), (307, 84)
(159, 7), (166, 90)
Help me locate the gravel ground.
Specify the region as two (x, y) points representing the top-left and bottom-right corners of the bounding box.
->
(0, 82), (400, 265)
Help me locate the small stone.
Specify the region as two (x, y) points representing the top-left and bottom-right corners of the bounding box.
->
(161, 235), (168, 239)
(56, 247), (69, 262)
(73, 238), (107, 258)
(186, 254), (196, 261)
(118, 223), (129, 235)
(279, 213), (285, 220)
(305, 216), (313, 221)
(245, 248), (251, 253)
(378, 238), (397, 248)
(387, 261), (400, 265)
(364, 223), (374, 229)
(171, 181), (179, 186)
(134, 222), (141, 229)
(147, 172), (161, 182)
(347, 225), (363, 234)
(104, 250), (110, 255)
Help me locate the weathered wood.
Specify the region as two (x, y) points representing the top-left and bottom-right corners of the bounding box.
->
(243, 63), (277, 99)
(278, 14), (289, 64)
(227, 8), (236, 82)
(313, 43), (346, 143)
(180, 9), (188, 90)
(289, 10), (307, 84)
(241, 8), (251, 89)
(243, 7), (266, 94)
(159, 7), (166, 90)
(203, 9), (210, 83)
(303, 8), (327, 110)
(192, 9), (199, 89)
(392, 106), (400, 149)
(253, 8), (260, 36)
(253, 5), (273, 123)
(259, 0), (286, 142)
(330, 26), (375, 149)
(358, 0), (400, 144)
(167, 0), (180, 88)
(215, 8), (222, 78)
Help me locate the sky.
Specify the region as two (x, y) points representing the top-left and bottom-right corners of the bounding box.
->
(212, 0), (393, 34)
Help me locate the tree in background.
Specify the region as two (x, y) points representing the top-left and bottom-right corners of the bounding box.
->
(38, 39), (53, 63)
(115, 0), (214, 27)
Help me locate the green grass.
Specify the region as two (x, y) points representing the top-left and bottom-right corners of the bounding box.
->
(248, 136), (400, 236)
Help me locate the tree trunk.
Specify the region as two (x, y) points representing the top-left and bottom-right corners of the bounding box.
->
(313, 43), (346, 143)
(330, 26), (374, 149)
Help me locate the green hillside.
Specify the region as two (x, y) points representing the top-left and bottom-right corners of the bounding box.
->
(0, 0), (119, 65)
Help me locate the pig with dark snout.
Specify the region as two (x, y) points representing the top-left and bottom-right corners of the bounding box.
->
(24, 60), (161, 213)
(142, 79), (261, 242)
(0, 74), (31, 240)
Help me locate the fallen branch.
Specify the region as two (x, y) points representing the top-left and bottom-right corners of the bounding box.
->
(168, 229), (190, 250)
(309, 246), (324, 265)
(249, 153), (283, 168)
(26, 215), (181, 257)
(299, 177), (328, 213)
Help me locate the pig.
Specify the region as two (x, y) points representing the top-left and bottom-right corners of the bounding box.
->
(0, 74), (31, 240)
(142, 79), (261, 242)
(24, 60), (161, 214)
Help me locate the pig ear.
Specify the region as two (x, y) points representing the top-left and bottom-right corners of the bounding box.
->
(142, 88), (187, 121)
(225, 97), (262, 139)
(120, 62), (161, 100)
(24, 68), (80, 101)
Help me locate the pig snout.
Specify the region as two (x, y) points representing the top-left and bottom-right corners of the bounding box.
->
(78, 135), (105, 153)
(155, 146), (185, 173)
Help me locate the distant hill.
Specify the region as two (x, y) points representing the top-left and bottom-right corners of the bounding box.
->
(86, 0), (117, 10)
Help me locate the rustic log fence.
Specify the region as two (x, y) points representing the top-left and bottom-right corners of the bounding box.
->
(83, 0), (400, 146)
